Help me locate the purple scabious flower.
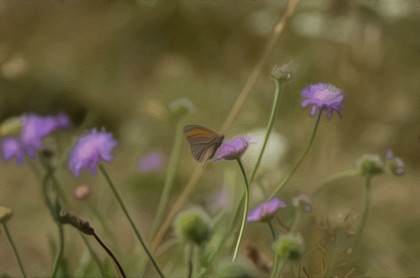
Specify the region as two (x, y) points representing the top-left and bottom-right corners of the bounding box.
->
(301, 83), (344, 118)
(21, 113), (71, 157)
(1, 113), (71, 163)
(214, 136), (250, 161)
(138, 151), (165, 173)
(69, 128), (117, 176)
(247, 198), (287, 222)
(1, 137), (25, 164)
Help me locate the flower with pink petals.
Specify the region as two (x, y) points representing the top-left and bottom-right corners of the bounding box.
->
(214, 136), (251, 161)
(301, 83), (344, 118)
(247, 198), (287, 222)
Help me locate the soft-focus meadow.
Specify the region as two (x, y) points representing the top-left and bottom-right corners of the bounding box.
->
(1, 0), (420, 277)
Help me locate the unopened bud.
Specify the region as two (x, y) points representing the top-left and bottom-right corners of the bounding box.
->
(356, 154), (384, 176)
(174, 207), (212, 245)
(273, 233), (305, 261)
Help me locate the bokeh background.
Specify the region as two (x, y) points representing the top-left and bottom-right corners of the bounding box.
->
(0, 0), (419, 276)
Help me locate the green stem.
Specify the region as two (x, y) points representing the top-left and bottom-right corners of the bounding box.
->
(354, 175), (372, 245)
(250, 79), (284, 184)
(312, 169), (359, 196)
(187, 245), (194, 278)
(51, 217), (64, 278)
(2, 223), (28, 278)
(270, 252), (284, 278)
(270, 111), (322, 198)
(79, 234), (107, 278)
(268, 221), (277, 240)
(99, 165), (165, 278)
(151, 120), (184, 239)
(232, 158), (250, 262)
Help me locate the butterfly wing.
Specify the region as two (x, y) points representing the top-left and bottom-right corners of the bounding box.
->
(183, 125), (224, 162)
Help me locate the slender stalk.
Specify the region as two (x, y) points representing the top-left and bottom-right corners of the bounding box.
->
(99, 164), (165, 278)
(51, 219), (64, 278)
(270, 252), (283, 278)
(187, 245), (194, 278)
(270, 111), (322, 198)
(250, 79), (284, 184)
(79, 234), (107, 278)
(232, 158), (250, 261)
(151, 120), (184, 239)
(353, 175), (372, 245)
(150, 0), (301, 251)
(93, 232), (126, 278)
(268, 221), (277, 240)
(2, 223), (28, 278)
(312, 169), (359, 196)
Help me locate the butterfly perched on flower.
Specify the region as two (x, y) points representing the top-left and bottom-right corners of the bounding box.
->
(183, 125), (224, 162)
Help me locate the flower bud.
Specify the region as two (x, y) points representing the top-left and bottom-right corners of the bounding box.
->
(58, 209), (95, 235)
(356, 154), (384, 176)
(0, 206), (13, 223)
(384, 149), (405, 176)
(273, 233), (305, 261)
(174, 207), (212, 246)
(271, 63), (292, 82)
(73, 184), (92, 201)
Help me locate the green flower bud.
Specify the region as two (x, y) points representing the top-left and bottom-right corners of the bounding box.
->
(273, 233), (305, 261)
(356, 154), (384, 176)
(0, 206), (13, 223)
(169, 98), (196, 119)
(174, 207), (212, 246)
(271, 63), (292, 82)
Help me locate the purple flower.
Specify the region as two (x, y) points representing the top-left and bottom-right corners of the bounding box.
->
(247, 198), (287, 222)
(138, 151), (165, 173)
(214, 136), (250, 161)
(69, 128), (117, 176)
(1, 113), (71, 163)
(301, 83), (344, 118)
(1, 137), (25, 164)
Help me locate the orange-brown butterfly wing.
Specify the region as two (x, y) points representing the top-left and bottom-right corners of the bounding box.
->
(183, 125), (224, 162)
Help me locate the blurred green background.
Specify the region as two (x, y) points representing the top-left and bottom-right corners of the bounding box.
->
(0, 0), (419, 276)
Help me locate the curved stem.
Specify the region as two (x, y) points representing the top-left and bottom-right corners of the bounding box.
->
(268, 221), (277, 240)
(250, 79), (284, 184)
(99, 165), (165, 278)
(2, 223), (28, 278)
(270, 111), (322, 198)
(151, 120), (184, 239)
(270, 252), (284, 278)
(79, 234), (106, 278)
(232, 158), (250, 261)
(93, 232), (126, 278)
(312, 169), (359, 196)
(51, 219), (64, 278)
(354, 175), (372, 245)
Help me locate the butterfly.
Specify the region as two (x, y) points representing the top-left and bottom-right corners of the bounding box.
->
(183, 124), (224, 162)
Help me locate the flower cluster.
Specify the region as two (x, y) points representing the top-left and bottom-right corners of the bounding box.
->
(1, 113), (71, 164)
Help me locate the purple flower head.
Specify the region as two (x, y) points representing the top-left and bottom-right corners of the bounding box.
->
(1, 137), (25, 164)
(21, 113), (71, 157)
(138, 151), (166, 173)
(247, 197), (287, 222)
(69, 128), (117, 176)
(214, 136), (251, 161)
(301, 83), (344, 118)
(1, 113), (71, 163)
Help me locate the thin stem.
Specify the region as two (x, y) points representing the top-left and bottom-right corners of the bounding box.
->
(270, 111), (322, 198)
(151, 120), (184, 239)
(93, 232), (126, 278)
(99, 164), (165, 278)
(232, 158), (250, 261)
(268, 220), (277, 240)
(79, 234), (107, 278)
(312, 169), (359, 196)
(2, 223), (28, 278)
(51, 219), (64, 278)
(270, 252), (283, 278)
(187, 245), (194, 278)
(250, 79), (284, 184)
(353, 175), (372, 245)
